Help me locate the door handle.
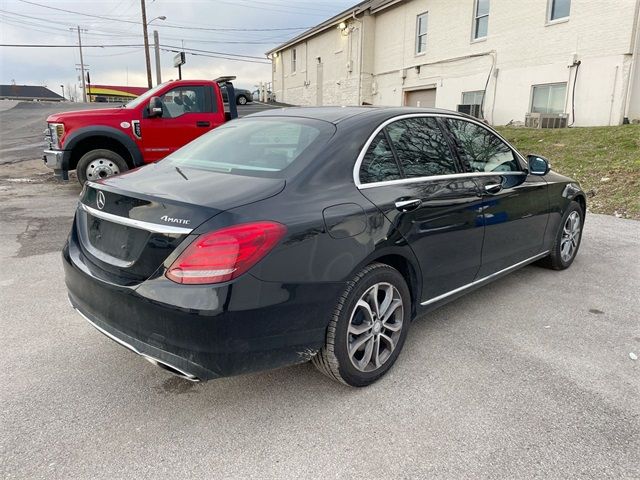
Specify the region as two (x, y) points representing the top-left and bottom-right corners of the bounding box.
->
(395, 198), (422, 211)
(484, 183), (503, 195)
(196, 121), (211, 127)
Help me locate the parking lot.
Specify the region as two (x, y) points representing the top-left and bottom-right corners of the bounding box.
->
(0, 103), (639, 479)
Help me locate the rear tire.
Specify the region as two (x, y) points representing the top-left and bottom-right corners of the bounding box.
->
(312, 263), (411, 387)
(538, 200), (584, 270)
(76, 149), (128, 185)
(236, 95), (248, 105)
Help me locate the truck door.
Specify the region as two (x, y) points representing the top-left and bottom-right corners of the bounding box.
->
(140, 85), (223, 163)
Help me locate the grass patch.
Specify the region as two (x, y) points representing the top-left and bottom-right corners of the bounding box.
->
(496, 125), (640, 219)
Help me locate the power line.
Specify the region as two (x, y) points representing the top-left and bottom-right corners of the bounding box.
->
(0, 43), (146, 48)
(0, 43), (271, 64)
(0, 8), (299, 45)
(165, 45), (266, 60)
(15, 0), (312, 31)
(159, 48), (270, 65)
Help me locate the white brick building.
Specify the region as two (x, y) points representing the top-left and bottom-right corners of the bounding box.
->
(267, 0), (640, 126)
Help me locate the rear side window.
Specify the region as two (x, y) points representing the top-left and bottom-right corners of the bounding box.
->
(385, 117), (458, 178)
(446, 119), (520, 173)
(359, 131), (401, 184)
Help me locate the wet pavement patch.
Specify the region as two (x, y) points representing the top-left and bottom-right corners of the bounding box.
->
(14, 215), (73, 257)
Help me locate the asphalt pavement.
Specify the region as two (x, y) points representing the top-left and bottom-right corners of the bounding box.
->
(0, 122), (639, 479)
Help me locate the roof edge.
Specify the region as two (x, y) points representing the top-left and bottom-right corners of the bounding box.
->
(265, 0), (371, 56)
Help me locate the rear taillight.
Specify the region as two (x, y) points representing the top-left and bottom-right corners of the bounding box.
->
(166, 221), (286, 285)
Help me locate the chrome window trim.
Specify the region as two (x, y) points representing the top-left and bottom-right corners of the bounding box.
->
(353, 113), (527, 189)
(420, 250), (549, 306)
(79, 203), (193, 235)
(358, 171), (525, 190)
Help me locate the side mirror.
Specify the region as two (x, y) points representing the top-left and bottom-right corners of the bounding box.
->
(527, 154), (550, 176)
(148, 96), (163, 118)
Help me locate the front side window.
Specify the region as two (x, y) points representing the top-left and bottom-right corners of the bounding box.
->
(446, 119), (520, 173)
(291, 48), (297, 73)
(359, 132), (401, 184)
(385, 117), (458, 178)
(160, 86), (208, 118)
(473, 0), (490, 39)
(549, 0), (571, 21)
(416, 13), (428, 54)
(462, 90), (485, 105)
(531, 83), (567, 114)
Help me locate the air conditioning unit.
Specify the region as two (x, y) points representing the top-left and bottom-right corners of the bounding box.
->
(525, 112), (569, 129)
(457, 104), (482, 118)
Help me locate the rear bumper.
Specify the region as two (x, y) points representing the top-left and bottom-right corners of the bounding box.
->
(63, 236), (345, 381)
(70, 297), (203, 381)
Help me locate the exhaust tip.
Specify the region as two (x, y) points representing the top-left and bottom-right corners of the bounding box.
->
(141, 355), (200, 382)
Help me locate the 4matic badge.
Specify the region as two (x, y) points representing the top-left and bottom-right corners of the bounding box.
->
(160, 215), (190, 225)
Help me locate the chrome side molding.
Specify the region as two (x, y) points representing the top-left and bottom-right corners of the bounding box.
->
(421, 251), (550, 306)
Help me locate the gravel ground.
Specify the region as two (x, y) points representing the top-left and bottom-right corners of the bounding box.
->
(0, 147), (639, 479)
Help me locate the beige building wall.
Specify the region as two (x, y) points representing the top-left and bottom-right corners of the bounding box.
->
(271, 0), (640, 126)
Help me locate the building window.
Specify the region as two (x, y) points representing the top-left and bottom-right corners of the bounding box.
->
(462, 90), (485, 105)
(291, 48), (297, 73)
(473, 0), (489, 39)
(549, 0), (571, 21)
(531, 83), (567, 114)
(416, 13), (428, 54)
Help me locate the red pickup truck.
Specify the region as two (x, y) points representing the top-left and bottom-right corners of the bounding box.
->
(43, 77), (239, 185)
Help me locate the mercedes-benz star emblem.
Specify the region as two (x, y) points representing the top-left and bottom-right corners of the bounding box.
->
(96, 191), (106, 210)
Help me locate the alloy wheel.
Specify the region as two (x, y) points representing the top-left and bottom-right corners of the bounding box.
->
(347, 282), (404, 372)
(560, 211), (581, 262)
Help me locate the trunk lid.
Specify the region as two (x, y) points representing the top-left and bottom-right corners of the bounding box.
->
(76, 164), (285, 283)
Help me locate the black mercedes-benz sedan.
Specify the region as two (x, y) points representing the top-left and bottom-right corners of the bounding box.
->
(64, 107), (586, 386)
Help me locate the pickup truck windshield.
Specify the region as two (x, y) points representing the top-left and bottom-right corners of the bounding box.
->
(165, 117), (335, 175)
(124, 82), (169, 109)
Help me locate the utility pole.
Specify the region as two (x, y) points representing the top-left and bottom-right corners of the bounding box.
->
(60, 84), (65, 101)
(72, 26), (88, 102)
(153, 30), (161, 85)
(140, 0), (153, 88)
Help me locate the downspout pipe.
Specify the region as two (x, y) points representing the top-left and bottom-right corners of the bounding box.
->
(622, 0), (640, 123)
(352, 10), (364, 105)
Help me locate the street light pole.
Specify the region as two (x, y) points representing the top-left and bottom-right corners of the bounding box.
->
(153, 30), (161, 85)
(72, 26), (88, 102)
(140, 0), (153, 89)
(60, 84), (64, 100)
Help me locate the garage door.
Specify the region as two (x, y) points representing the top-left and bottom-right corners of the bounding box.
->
(405, 88), (436, 108)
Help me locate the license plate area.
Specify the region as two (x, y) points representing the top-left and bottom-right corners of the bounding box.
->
(87, 214), (149, 262)
(76, 209), (150, 268)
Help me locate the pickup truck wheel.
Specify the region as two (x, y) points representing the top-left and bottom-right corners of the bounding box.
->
(236, 95), (248, 105)
(77, 149), (128, 185)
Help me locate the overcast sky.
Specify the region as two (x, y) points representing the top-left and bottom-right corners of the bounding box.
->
(0, 0), (355, 97)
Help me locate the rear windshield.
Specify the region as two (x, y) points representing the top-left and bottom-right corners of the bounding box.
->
(165, 117), (335, 175)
